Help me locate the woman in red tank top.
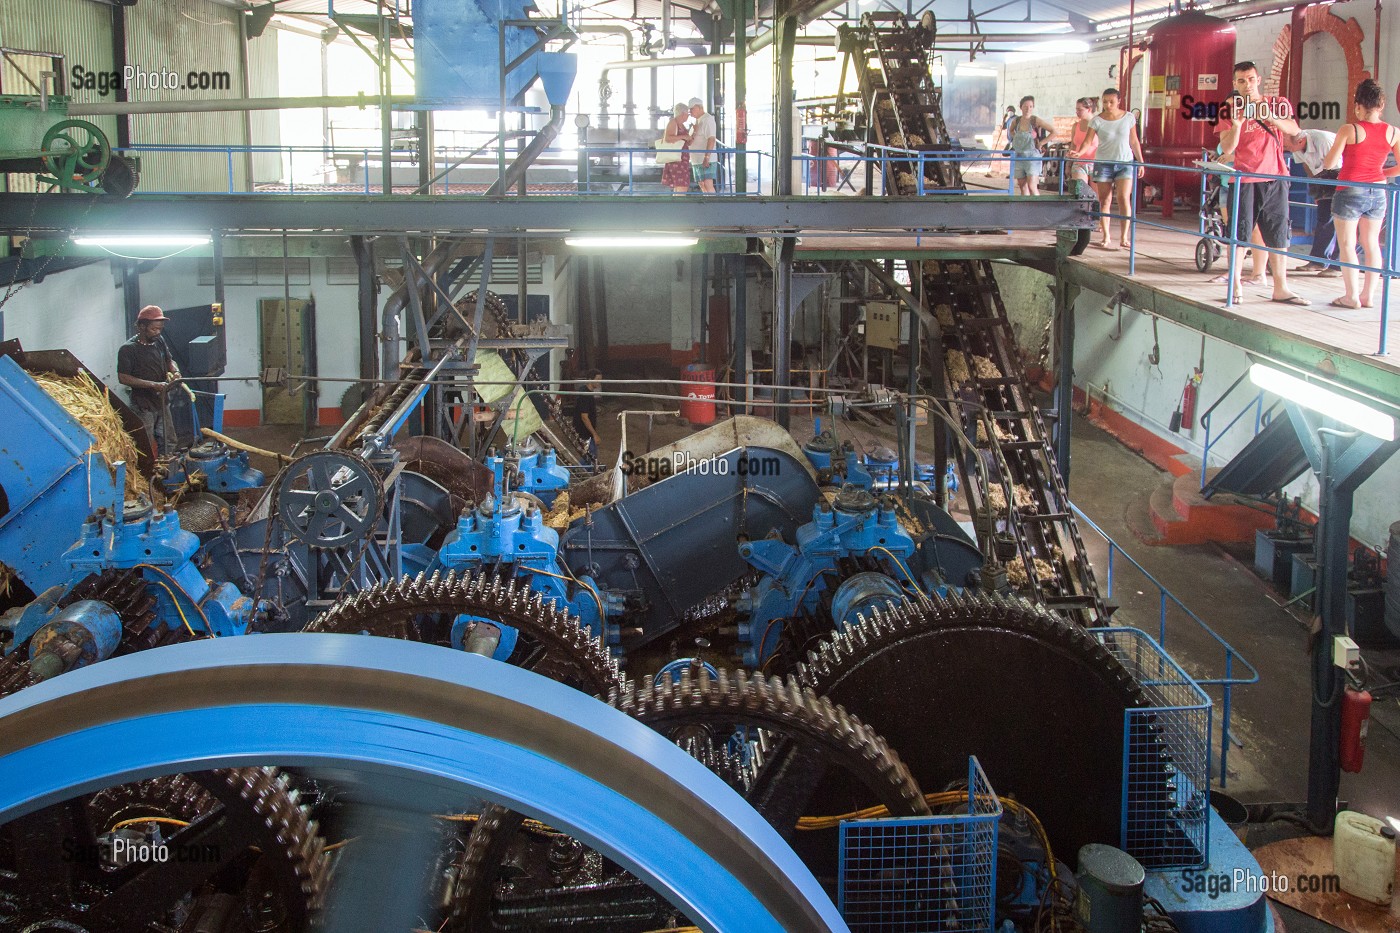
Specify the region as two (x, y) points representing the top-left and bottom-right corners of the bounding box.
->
(1321, 79), (1400, 308)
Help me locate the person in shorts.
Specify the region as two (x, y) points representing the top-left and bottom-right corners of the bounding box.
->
(1008, 96), (1054, 196)
(1217, 60), (1305, 304)
(1319, 79), (1400, 308)
(1071, 88), (1144, 249)
(1067, 97), (1098, 190)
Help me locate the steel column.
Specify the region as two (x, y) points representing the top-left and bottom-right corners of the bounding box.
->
(1289, 411), (1399, 828)
(734, 252), (749, 411)
(775, 14), (797, 197)
(1054, 277), (1079, 479)
(774, 239), (794, 428)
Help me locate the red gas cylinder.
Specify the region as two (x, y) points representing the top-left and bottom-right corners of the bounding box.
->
(680, 364), (716, 426)
(1140, 11), (1237, 218)
(1340, 687), (1373, 773)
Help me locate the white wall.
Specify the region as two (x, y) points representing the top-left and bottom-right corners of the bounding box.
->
(1067, 282), (1400, 550)
(1, 262), (128, 386)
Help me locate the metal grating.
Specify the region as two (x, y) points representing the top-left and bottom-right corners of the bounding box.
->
(839, 757), (1000, 932)
(1094, 626), (1212, 870)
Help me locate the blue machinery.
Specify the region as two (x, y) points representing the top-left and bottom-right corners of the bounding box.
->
(0, 344), (1275, 930)
(0, 636), (848, 933)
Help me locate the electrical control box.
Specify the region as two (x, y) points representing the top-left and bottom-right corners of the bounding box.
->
(1332, 635), (1361, 670)
(865, 301), (902, 350)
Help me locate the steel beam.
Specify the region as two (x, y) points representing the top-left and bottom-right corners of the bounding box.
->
(0, 194), (1095, 238)
(1060, 259), (1400, 409)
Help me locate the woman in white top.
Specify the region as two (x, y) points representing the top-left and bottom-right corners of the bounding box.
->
(1070, 87), (1146, 250)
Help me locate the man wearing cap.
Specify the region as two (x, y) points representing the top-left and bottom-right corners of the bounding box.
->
(118, 305), (182, 454)
(688, 98), (718, 194)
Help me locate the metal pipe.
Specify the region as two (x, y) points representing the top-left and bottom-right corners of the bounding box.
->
(1090, 0), (1316, 44)
(578, 26), (637, 128)
(602, 53), (731, 72)
(67, 94), (415, 116)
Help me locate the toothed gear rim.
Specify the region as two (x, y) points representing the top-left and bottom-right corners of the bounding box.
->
(305, 570), (622, 699)
(0, 767), (326, 932)
(449, 668), (933, 932)
(797, 593), (1164, 863)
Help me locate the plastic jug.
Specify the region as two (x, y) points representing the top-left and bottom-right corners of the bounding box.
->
(1333, 811), (1396, 906)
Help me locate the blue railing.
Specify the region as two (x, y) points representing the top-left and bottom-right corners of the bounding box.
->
(1072, 152), (1397, 356)
(1198, 369), (1280, 491)
(1070, 502), (1258, 787)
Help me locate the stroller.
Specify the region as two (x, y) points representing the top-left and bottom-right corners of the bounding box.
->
(1195, 174), (1226, 272)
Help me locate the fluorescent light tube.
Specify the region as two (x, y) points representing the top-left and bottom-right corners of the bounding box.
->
(1249, 364), (1396, 441)
(565, 236), (698, 248)
(73, 234), (212, 247)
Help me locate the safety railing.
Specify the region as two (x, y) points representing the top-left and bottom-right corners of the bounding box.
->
(578, 145), (769, 195)
(1075, 152), (1397, 356)
(839, 756), (1000, 932)
(1070, 502), (1258, 788)
(794, 144), (1081, 197)
(1094, 627), (1212, 870)
(1198, 368), (1281, 491)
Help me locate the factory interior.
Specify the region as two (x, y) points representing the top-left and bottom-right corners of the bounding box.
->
(2, 0), (1400, 930)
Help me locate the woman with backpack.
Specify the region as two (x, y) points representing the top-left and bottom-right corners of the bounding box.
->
(1009, 95), (1055, 196)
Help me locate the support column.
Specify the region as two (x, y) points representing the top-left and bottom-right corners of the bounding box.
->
(351, 236), (379, 381)
(774, 12), (797, 197)
(734, 253), (748, 412)
(734, 0), (748, 193)
(773, 239), (794, 428)
(1292, 413), (1399, 828)
(1054, 276), (1079, 480)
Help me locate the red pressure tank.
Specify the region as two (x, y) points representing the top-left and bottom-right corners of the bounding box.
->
(1140, 11), (1237, 218)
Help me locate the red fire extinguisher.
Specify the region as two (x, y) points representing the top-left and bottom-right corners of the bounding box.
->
(1180, 368), (1202, 430)
(735, 105), (748, 146)
(1340, 687), (1373, 773)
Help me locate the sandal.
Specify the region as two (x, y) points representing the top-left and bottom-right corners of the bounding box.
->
(1330, 297), (1360, 309)
(1269, 294), (1311, 307)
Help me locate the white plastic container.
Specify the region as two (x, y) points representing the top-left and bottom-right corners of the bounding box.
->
(1333, 810), (1396, 906)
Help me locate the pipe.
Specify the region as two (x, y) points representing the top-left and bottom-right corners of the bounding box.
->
(749, 0), (849, 52)
(579, 25), (637, 129)
(1090, 0), (1319, 44)
(67, 94), (415, 116)
(1287, 3), (1308, 106)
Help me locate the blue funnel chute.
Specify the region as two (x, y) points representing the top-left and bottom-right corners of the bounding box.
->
(533, 52), (577, 107)
(414, 0), (575, 108)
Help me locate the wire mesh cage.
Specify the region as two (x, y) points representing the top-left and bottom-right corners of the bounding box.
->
(1093, 626), (1212, 870)
(839, 756), (1001, 932)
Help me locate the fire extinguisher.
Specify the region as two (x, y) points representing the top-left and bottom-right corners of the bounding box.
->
(1180, 368), (1202, 430)
(1340, 687), (1373, 773)
(735, 105), (748, 146)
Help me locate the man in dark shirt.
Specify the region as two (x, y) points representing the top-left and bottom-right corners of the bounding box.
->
(571, 369), (603, 466)
(117, 305), (182, 454)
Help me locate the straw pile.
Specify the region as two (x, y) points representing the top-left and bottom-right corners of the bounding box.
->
(972, 354), (1001, 380)
(34, 370), (149, 500)
(543, 490), (589, 530)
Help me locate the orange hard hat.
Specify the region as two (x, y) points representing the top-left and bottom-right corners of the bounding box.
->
(137, 305), (167, 322)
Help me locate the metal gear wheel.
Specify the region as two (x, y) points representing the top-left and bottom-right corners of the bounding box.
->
(449, 667), (932, 932)
(0, 768), (326, 932)
(272, 449), (383, 550)
(796, 592), (1167, 863)
(305, 570), (623, 699)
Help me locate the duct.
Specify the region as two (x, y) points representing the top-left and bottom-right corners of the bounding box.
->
(1089, 0), (1310, 44)
(69, 94), (417, 115)
(602, 52), (731, 71)
(579, 25), (638, 130)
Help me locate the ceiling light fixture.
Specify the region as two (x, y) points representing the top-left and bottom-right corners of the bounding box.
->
(73, 234), (212, 248)
(1249, 364), (1397, 441)
(565, 235), (698, 249)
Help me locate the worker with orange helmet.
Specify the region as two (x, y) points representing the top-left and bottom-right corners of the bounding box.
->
(117, 304), (182, 454)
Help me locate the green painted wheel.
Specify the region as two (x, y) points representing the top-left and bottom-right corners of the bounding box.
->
(40, 119), (111, 185)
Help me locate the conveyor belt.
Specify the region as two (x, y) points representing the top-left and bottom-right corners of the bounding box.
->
(850, 15), (1105, 622)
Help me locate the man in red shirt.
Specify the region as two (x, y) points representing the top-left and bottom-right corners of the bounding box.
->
(1218, 60), (1307, 305)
